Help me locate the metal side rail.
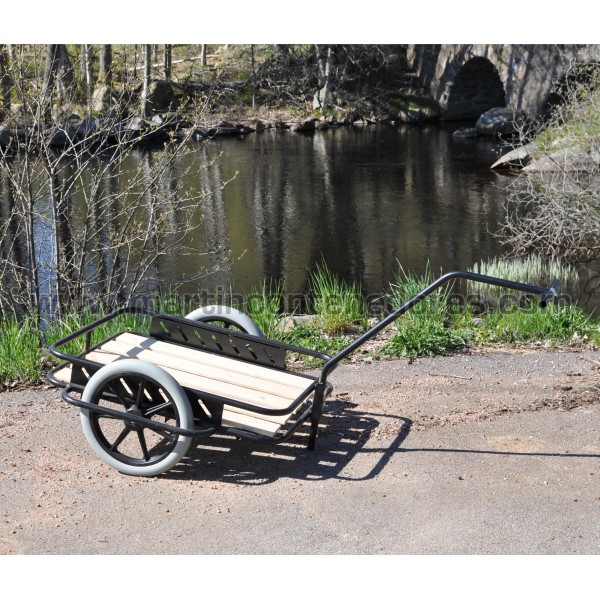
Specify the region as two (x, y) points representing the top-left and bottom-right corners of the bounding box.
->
(59, 384), (214, 438)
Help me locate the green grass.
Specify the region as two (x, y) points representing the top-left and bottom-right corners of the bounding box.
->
(530, 66), (600, 154)
(474, 302), (599, 345)
(0, 317), (42, 384)
(381, 320), (468, 357)
(309, 262), (368, 335)
(246, 279), (283, 340)
(42, 308), (151, 358)
(1, 262), (599, 385)
(382, 263), (468, 357)
(386, 263), (453, 320)
(279, 324), (354, 367)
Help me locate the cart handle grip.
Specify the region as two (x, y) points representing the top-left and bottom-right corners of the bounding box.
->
(540, 279), (560, 308)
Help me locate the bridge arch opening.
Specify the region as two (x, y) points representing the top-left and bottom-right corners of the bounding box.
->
(444, 57), (505, 120)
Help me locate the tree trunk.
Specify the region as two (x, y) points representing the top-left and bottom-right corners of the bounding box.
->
(251, 44), (256, 110)
(42, 45), (60, 122)
(313, 45), (335, 112)
(132, 45), (139, 78)
(142, 44), (152, 117)
(0, 44), (11, 119)
(98, 44), (112, 85)
(42, 44), (59, 98)
(164, 44), (172, 81)
(43, 44), (75, 107)
(56, 45), (75, 103)
(79, 44), (93, 102)
(201, 44), (207, 66)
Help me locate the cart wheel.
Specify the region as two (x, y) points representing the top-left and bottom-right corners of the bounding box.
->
(80, 359), (194, 477)
(185, 305), (265, 337)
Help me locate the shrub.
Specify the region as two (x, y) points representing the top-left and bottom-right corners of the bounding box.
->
(382, 263), (467, 357)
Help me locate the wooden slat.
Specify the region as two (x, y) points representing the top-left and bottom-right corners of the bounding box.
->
(83, 346), (308, 429)
(53, 360), (282, 436)
(101, 337), (303, 400)
(54, 331), (317, 437)
(115, 332), (313, 390)
(85, 348), (302, 419)
(221, 411), (281, 436)
(51, 363), (74, 384)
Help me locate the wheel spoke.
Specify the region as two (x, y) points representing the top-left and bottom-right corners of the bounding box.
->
(107, 382), (134, 409)
(135, 379), (146, 409)
(152, 427), (177, 442)
(83, 364), (191, 473)
(137, 430), (150, 461)
(109, 426), (131, 452)
(145, 401), (171, 417)
(98, 414), (125, 421)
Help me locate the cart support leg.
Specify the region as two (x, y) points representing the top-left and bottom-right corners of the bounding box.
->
(308, 383), (329, 450)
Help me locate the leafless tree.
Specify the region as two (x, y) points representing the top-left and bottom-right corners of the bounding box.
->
(42, 45), (75, 106)
(500, 61), (600, 263)
(0, 45), (228, 323)
(142, 44), (152, 117)
(98, 44), (112, 85)
(313, 45), (335, 112)
(79, 44), (93, 101)
(0, 45), (11, 119)
(164, 44), (172, 81)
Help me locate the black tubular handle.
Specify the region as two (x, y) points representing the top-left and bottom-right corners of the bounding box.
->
(318, 270), (562, 383)
(540, 279), (560, 308)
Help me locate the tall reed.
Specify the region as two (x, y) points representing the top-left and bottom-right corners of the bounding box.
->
(309, 262), (367, 335)
(246, 279), (283, 339)
(468, 254), (578, 307)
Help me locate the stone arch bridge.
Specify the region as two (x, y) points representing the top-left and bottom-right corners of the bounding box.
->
(406, 44), (600, 120)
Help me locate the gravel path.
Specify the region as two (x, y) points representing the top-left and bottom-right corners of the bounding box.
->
(1, 348), (599, 554)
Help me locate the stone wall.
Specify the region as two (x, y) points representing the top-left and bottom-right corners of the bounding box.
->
(407, 44), (600, 120)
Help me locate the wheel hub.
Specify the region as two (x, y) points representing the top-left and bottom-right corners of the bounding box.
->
(125, 406), (144, 431)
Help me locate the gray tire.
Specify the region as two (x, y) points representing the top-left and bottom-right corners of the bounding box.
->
(80, 359), (193, 476)
(185, 305), (265, 337)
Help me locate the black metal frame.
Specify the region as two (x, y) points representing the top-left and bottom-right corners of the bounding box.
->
(48, 305), (331, 442)
(47, 271), (559, 451)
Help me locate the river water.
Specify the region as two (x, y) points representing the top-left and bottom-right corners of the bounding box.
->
(163, 122), (510, 306)
(3, 122), (550, 315)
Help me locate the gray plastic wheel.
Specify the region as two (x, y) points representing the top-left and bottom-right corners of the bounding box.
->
(185, 305), (265, 337)
(80, 359), (194, 476)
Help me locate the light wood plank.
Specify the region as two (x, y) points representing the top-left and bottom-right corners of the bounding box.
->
(51, 364), (73, 384)
(100, 338), (304, 400)
(221, 410), (281, 436)
(85, 347), (304, 418)
(82, 349), (304, 431)
(52, 360), (284, 437)
(115, 332), (313, 390)
(54, 331), (318, 437)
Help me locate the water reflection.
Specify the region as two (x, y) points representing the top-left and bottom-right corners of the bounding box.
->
(183, 124), (507, 303)
(1, 124), (516, 314)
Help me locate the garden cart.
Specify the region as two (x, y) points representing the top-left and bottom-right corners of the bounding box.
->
(47, 271), (559, 476)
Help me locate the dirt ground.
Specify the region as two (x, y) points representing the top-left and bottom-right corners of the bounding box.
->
(1, 346), (600, 555)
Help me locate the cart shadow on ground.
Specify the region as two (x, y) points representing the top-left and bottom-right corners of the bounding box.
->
(162, 398), (600, 485)
(162, 398), (411, 485)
